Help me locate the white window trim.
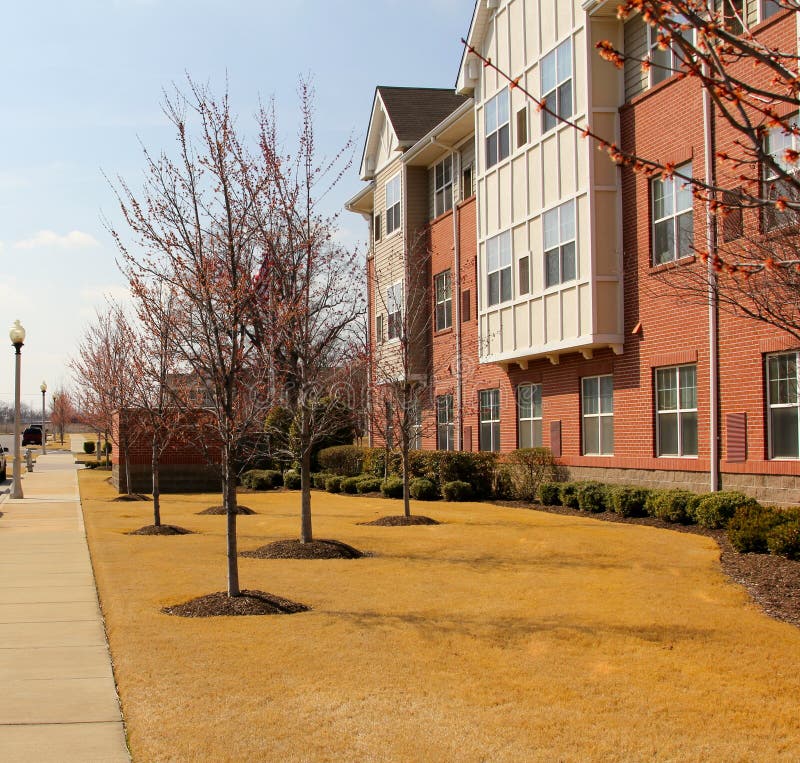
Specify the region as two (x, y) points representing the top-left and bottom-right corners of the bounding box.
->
(543, 199), (577, 289)
(655, 364), (698, 458)
(479, 388), (501, 452)
(648, 15), (694, 88)
(434, 269), (453, 332)
(582, 375), (614, 456)
(386, 280), (403, 342)
(486, 230), (512, 307)
(517, 383), (543, 449)
(651, 162), (693, 265)
(437, 394), (455, 451)
(763, 123), (800, 231)
(767, 351), (800, 460)
(385, 173), (402, 237)
(484, 89), (510, 170)
(434, 155), (454, 218)
(540, 38), (573, 135)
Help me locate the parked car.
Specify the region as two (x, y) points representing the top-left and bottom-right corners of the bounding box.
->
(0, 445), (7, 481)
(22, 425), (43, 446)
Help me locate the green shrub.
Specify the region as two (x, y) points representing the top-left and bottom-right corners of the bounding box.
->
(608, 486), (650, 517)
(381, 476), (404, 499)
(83, 441), (96, 454)
(505, 447), (556, 502)
(576, 481), (607, 513)
(409, 477), (438, 501)
(767, 520), (800, 559)
(317, 445), (366, 476)
(538, 482), (562, 506)
(242, 469), (282, 490)
(559, 482), (581, 509)
(645, 489), (695, 524)
(694, 491), (758, 529)
(283, 470), (301, 490)
(312, 472), (333, 490)
(325, 475), (343, 493)
(728, 504), (785, 553)
(442, 480), (473, 501)
(103, 442), (112, 454)
(356, 476), (382, 493)
(341, 476), (361, 494)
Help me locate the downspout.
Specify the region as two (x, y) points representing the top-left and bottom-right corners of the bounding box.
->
(703, 67), (720, 492)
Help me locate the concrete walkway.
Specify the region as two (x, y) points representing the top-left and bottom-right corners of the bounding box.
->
(0, 450), (129, 762)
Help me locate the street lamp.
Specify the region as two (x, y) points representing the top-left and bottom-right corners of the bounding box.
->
(40, 381), (47, 455)
(9, 320), (25, 499)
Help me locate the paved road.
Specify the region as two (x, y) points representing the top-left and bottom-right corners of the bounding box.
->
(0, 451), (129, 762)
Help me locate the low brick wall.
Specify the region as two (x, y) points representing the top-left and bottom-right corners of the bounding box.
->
(564, 466), (800, 506)
(112, 463), (221, 494)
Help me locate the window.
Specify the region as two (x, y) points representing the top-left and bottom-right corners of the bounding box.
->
(385, 174), (401, 234)
(541, 38), (573, 133)
(652, 162), (693, 264)
(437, 394), (454, 451)
(434, 156), (454, 217)
(516, 107), (528, 148)
(648, 15), (693, 87)
(767, 352), (800, 458)
(486, 230), (512, 306)
(763, 124), (800, 230)
(582, 375), (614, 455)
(720, 0), (744, 34)
(655, 365), (698, 457)
(434, 270), (452, 331)
(518, 255), (530, 296)
(386, 282), (403, 340)
(479, 388), (501, 452)
(461, 289), (472, 322)
(376, 314), (384, 344)
(462, 164), (473, 199)
(374, 213), (382, 243)
(544, 200), (576, 287)
(762, 0), (784, 20)
(517, 383), (542, 448)
(485, 89), (510, 169)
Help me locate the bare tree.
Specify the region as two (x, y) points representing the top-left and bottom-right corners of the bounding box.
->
(50, 388), (76, 444)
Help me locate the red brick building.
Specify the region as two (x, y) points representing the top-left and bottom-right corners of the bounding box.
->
(348, 1), (800, 503)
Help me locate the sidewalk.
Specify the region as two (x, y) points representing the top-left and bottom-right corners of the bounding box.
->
(0, 450), (129, 762)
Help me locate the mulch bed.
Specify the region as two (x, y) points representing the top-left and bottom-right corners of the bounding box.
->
(513, 501), (800, 629)
(360, 515), (440, 527)
(112, 494), (150, 502)
(126, 525), (193, 536)
(197, 505), (256, 515)
(241, 539), (365, 559)
(162, 590), (310, 617)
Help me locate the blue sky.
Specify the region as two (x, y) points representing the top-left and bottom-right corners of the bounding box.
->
(0, 0), (472, 407)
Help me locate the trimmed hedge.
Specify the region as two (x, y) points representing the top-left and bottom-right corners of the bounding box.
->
(576, 481), (607, 513)
(317, 445), (366, 477)
(409, 477), (438, 501)
(325, 475), (343, 493)
(727, 504), (784, 553)
(767, 520), (800, 559)
(442, 480), (473, 501)
(341, 476), (361, 494)
(83, 441), (96, 454)
(645, 489), (695, 524)
(241, 469), (282, 490)
(381, 476), (404, 499)
(356, 476), (382, 494)
(538, 482), (562, 506)
(608, 486), (650, 517)
(559, 482), (581, 509)
(283, 470), (301, 490)
(312, 472), (333, 490)
(694, 491), (757, 529)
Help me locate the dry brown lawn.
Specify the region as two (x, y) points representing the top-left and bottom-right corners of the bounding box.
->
(79, 470), (800, 762)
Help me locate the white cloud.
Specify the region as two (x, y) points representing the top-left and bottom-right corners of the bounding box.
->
(14, 230), (100, 250)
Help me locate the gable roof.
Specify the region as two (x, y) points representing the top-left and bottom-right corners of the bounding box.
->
(377, 86), (470, 144)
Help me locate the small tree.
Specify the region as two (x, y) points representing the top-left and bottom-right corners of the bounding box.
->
(49, 388), (75, 445)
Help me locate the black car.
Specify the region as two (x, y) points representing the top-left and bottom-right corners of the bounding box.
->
(22, 425), (43, 446)
(0, 445), (7, 481)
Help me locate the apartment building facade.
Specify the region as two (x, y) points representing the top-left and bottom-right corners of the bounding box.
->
(347, 0), (800, 504)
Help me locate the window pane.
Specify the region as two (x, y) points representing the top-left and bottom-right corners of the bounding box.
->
(658, 412), (679, 455)
(545, 249), (560, 287)
(498, 124), (510, 162)
(518, 385), (532, 419)
(488, 271), (500, 306)
(557, 80), (573, 120)
(543, 107), (557, 133)
(653, 219), (674, 264)
(532, 419), (543, 448)
(486, 237), (498, 272)
(497, 88), (509, 121)
(499, 231), (512, 266)
(561, 242), (576, 282)
(657, 368), (677, 411)
(486, 134), (498, 168)
(557, 39), (572, 82)
(600, 376), (614, 413)
(681, 411), (698, 456)
(676, 168), (693, 211)
(653, 177), (673, 220)
(583, 416), (599, 454)
(480, 422), (493, 451)
(519, 256), (530, 295)
(600, 417), (614, 455)
(543, 208), (559, 250)
(500, 266), (512, 302)
(677, 210), (694, 258)
(772, 407), (799, 458)
(650, 44), (671, 84)
(541, 50), (556, 94)
(491, 422), (501, 452)
(485, 97), (496, 134)
(679, 365), (697, 409)
(583, 377), (599, 414)
(519, 420), (532, 449)
(560, 201), (575, 240)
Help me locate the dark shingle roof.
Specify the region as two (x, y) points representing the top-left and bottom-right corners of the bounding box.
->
(377, 87), (470, 143)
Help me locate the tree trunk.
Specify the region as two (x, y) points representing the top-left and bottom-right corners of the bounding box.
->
(300, 448), (313, 543)
(402, 443), (411, 518)
(122, 434), (131, 496)
(96, 433), (101, 462)
(151, 436), (161, 527)
(223, 454), (240, 596)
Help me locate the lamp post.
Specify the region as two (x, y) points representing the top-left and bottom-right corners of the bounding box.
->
(40, 381), (47, 455)
(9, 320), (25, 499)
